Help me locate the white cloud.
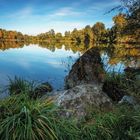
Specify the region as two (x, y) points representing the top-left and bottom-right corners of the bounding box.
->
(8, 7), (33, 19)
(48, 7), (82, 17)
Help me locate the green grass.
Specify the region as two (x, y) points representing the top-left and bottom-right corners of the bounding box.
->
(79, 105), (140, 140)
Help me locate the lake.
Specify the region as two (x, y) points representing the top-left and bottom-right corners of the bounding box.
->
(0, 42), (140, 91)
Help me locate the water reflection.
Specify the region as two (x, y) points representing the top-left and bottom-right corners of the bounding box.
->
(0, 41), (140, 89)
(99, 44), (140, 72)
(0, 44), (80, 90)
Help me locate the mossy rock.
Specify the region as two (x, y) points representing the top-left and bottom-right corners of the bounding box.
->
(32, 82), (53, 99)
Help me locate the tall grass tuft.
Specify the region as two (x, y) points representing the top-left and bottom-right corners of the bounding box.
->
(7, 76), (31, 95)
(0, 93), (80, 140)
(7, 77), (52, 99)
(0, 94), (59, 140)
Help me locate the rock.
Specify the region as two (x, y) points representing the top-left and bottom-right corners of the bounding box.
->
(118, 95), (140, 109)
(124, 67), (140, 75)
(32, 82), (53, 99)
(102, 80), (124, 101)
(124, 66), (140, 87)
(124, 67), (140, 81)
(65, 48), (105, 89)
(56, 84), (113, 119)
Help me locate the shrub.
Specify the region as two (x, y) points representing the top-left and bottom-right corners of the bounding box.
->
(103, 72), (140, 101)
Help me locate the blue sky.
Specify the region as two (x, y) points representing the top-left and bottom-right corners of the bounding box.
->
(0, 0), (120, 35)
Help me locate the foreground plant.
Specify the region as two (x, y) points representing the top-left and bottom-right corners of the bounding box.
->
(0, 93), (79, 140)
(0, 94), (58, 140)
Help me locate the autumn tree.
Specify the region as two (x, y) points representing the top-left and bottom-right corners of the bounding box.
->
(0, 29), (2, 39)
(84, 25), (94, 45)
(55, 32), (63, 42)
(64, 31), (71, 41)
(111, 0), (140, 42)
(92, 22), (106, 42)
(112, 13), (127, 42)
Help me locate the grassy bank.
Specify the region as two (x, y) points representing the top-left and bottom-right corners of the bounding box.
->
(0, 76), (140, 140)
(0, 93), (140, 140)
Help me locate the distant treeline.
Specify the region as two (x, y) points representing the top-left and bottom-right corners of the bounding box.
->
(0, 0), (139, 44)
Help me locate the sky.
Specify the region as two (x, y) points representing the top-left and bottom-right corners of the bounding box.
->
(0, 0), (120, 35)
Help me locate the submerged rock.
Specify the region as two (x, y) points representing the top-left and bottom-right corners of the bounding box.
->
(56, 84), (113, 119)
(65, 48), (105, 89)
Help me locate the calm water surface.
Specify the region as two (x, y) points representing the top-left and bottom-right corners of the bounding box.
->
(0, 44), (80, 90)
(0, 43), (140, 92)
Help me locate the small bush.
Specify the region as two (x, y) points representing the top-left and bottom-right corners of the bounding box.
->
(103, 72), (140, 101)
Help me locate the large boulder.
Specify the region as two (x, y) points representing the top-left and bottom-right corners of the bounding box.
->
(56, 84), (113, 119)
(65, 48), (105, 89)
